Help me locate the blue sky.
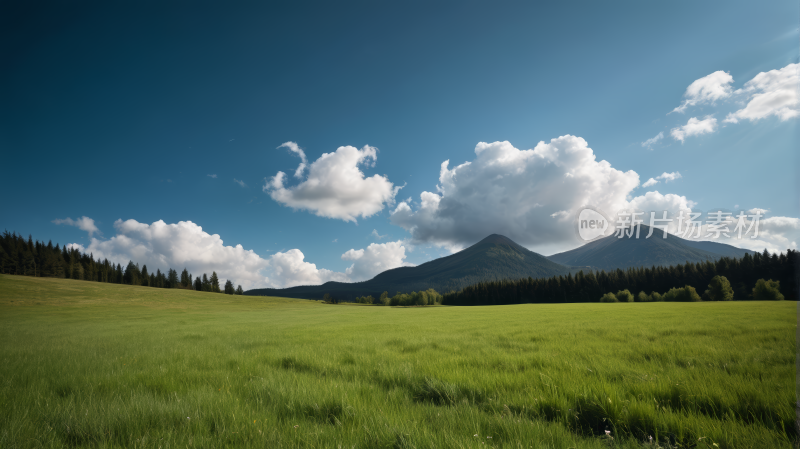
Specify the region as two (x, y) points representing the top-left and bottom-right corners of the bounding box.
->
(1, 1), (798, 289)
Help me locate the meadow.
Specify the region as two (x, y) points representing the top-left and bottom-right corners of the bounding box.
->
(0, 274), (796, 449)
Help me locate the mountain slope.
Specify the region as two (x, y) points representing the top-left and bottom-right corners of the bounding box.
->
(246, 234), (575, 300)
(547, 225), (754, 270)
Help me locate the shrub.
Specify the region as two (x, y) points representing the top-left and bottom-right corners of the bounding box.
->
(663, 285), (701, 302)
(752, 279), (784, 301)
(615, 289), (634, 302)
(650, 292), (663, 302)
(600, 292), (618, 302)
(636, 291), (651, 302)
(705, 275), (734, 301)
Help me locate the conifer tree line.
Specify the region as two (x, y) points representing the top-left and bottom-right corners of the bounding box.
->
(0, 231), (244, 294)
(442, 249), (797, 306)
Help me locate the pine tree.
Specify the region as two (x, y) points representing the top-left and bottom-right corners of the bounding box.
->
(235, 285), (243, 295)
(180, 268), (190, 288)
(210, 271), (220, 293)
(224, 279), (234, 294)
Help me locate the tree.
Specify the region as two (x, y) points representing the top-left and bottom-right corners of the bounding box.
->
(235, 285), (243, 295)
(210, 271), (220, 293)
(224, 279), (234, 294)
(167, 268), (179, 288)
(180, 268), (190, 288)
(752, 279), (784, 301)
(202, 274), (210, 292)
(194, 276), (202, 291)
(705, 275), (733, 301)
(123, 261), (138, 285)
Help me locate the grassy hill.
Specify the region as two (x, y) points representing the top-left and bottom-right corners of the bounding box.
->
(548, 225), (754, 270)
(0, 274), (795, 448)
(247, 234), (576, 300)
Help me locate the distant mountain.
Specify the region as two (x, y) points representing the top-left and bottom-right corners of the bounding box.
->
(547, 225), (754, 270)
(246, 234), (575, 300)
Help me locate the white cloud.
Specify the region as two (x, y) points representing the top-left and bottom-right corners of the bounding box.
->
(370, 229), (387, 239)
(233, 178), (246, 188)
(670, 116), (717, 142)
(693, 213), (800, 254)
(267, 249), (348, 288)
(641, 131), (664, 149)
(725, 63), (799, 123)
(53, 216), (100, 237)
(207, 174), (217, 179)
(265, 144), (402, 222)
(657, 171), (682, 182)
(73, 218), (412, 290)
(277, 141), (308, 178)
(342, 240), (413, 281)
(641, 172), (681, 189)
(671, 71), (734, 114)
(753, 216), (800, 252)
(390, 136), (640, 254)
(81, 219), (270, 290)
(642, 178), (659, 188)
(625, 191), (696, 216)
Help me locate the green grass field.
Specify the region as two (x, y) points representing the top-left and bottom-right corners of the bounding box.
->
(0, 274), (796, 448)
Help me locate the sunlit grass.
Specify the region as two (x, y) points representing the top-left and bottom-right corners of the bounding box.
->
(0, 274), (795, 448)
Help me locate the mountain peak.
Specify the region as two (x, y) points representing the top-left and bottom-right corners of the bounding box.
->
(477, 234), (518, 245)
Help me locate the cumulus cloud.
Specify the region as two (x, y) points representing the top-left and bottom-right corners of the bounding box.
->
(671, 71), (734, 114)
(390, 136), (640, 254)
(267, 249), (348, 288)
(753, 216), (800, 252)
(53, 216), (100, 237)
(371, 229), (387, 239)
(81, 219), (270, 290)
(233, 178), (246, 188)
(342, 240), (413, 281)
(725, 63), (799, 123)
(265, 144), (402, 222)
(73, 218), (412, 290)
(670, 116), (717, 142)
(641, 132), (664, 149)
(277, 141), (308, 178)
(624, 191), (696, 217)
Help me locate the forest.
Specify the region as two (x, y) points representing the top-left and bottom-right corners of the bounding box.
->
(0, 231), (243, 294)
(442, 249), (796, 305)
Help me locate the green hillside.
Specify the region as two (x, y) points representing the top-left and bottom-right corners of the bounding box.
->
(0, 274), (796, 448)
(247, 234), (575, 299)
